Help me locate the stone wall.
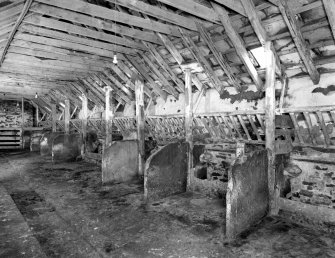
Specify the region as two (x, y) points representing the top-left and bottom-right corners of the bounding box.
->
(0, 100), (34, 128)
(284, 149), (335, 209)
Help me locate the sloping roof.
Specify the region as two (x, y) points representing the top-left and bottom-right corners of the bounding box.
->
(0, 0), (334, 112)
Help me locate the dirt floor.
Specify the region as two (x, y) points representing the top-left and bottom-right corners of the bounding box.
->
(0, 151), (335, 258)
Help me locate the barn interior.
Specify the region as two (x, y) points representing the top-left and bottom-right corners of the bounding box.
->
(1, 0), (335, 257)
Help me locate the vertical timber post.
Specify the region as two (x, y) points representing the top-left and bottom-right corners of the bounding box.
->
(51, 103), (57, 132)
(105, 86), (113, 147)
(36, 105), (39, 127)
(135, 78), (145, 178)
(64, 99), (70, 134)
(185, 68), (193, 191)
(81, 93), (88, 156)
(21, 97), (24, 127)
(265, 41), (278, 215)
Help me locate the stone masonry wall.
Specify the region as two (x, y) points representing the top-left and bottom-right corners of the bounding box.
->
(288, 160), (335, 209)
(0, 100), (34, 128)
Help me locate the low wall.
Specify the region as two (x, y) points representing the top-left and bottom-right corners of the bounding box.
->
(40, 132), (61, 156)
(226, 150), (269, 240)
(102, 140), (138, 183)
(145, 142), (188, 202)
(52, 134), (82, 162)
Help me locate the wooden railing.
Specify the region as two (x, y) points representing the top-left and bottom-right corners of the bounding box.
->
(42, 105), (335, 149)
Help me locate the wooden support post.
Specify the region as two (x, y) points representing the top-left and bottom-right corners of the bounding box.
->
(184, 68), (193, 191)
(36, 105), (39, 127)
(105, 86), (113, 147)
(51, 103), (57, 132)
(135, 78), (145, 178)
(21, 97), (24, 128)
(81, 94), (88, 156)
(264, 41), (278, 215)
(64, 99), (70, 134)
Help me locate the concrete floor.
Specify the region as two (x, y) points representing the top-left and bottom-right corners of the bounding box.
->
(0, 151), (335, 258)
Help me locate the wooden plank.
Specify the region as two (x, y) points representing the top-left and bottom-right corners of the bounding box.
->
(135, 77), (145, 178)
(264, 41), (277, 215)
(19, 24), (137, 55)
(112, 0), (197, 31)
(155, 0), (220, 24)
(322, 0), (335, 41)
(102, 70), (134, 99)
(237, 115), (251, 140)
(247, 114), (262, 141)
(278, 0), (320, 85)
(35, 0), (181, 37)
(197, 23), (241, 90)
(184, 69), (193, 190)
(23, 15), (146, 50)
(14, 33), (129, 59)
(212, 2), (264, 90)
(0, 0), (33, 68)
(30, 4), (162, 45)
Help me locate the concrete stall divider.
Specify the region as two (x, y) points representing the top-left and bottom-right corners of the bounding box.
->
(102, 140), (139, 184)
(52, 133), (82, 162)
(226, 149), (269, 240)
(40, 132), (62, 156)
(145, 142), (188, 202)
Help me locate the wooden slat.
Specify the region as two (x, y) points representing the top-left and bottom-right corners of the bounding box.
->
(112, 0), (197, 31)
(30, 4), (162, 45)
(303, 112), (317, 145)
(23, 15), (146, 50)
(247, 114), (262, 141)
(278, 0), (320, 85)
(0, 0), (33, 67)
(289, 112), (304, 144)
(35, 0), (181, 37)
(316, 111), (331, 147)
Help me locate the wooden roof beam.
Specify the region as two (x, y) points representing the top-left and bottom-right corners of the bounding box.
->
(322, 0), (335, 41)
(0, 0), (33, 68)
(196, 23), (242, 90)
(179, 28), (224, 94)
(241, 0), (283, 78)
(124, 55), (168, 101)
(157, 33), (204, 92)
(278, 0), (320, 85)
(143, 41), (185, 93)
(212, 2), (264, 90)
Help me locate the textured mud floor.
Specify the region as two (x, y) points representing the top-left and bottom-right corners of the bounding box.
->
(0, 151), (335, 257)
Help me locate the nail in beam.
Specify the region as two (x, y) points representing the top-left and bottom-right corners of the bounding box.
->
(105, 86), (113, 147)
(184, 68), (193, 190)
(135, 77), (145, 177)
(264, 41), (278, 215)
